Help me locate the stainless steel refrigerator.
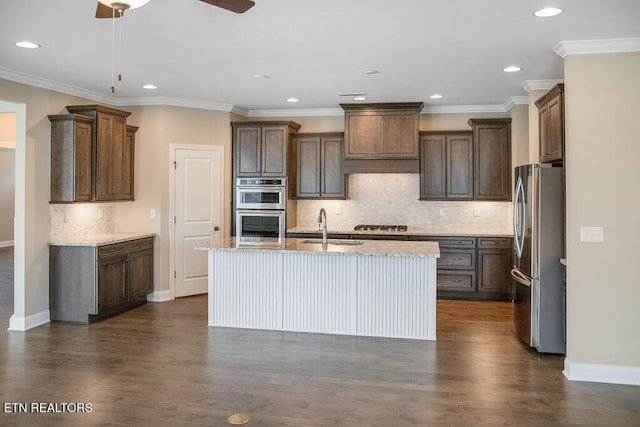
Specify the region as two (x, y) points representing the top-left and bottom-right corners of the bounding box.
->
(512, 163), (565, 354)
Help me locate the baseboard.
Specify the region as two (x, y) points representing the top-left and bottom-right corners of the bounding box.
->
(0, 240), (14, 248)
(147, 290), (174, 302)
(564, 358), (640, 386)
(8, 309), (50, 331)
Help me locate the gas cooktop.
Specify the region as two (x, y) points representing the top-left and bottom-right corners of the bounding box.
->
(353, 224), (408, 232)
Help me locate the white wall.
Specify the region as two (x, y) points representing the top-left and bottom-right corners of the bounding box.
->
(564, 52), (640, 372)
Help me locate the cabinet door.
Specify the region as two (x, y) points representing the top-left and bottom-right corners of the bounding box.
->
(345, 114), (382, 158)
(538, 103), (550, 162)
(236, 127), (262, 176)
(95, 113), (127, 200)
(74, 119), (93, 201)
(128, 248), (153, 300)
(382, 113), (419, 158)
(546, 94), (563, 163)
(472, 120), (511, 201)
(447, 134), (473, 199)
(262, 127), (287, 176)
(420, 135), (447, 199)
(120, 127), (135, 200)
(478, 249), (512, 295)
(297, 136), (321, 198)
(321, 137), (346, 198)
(97, 254), (128, 312)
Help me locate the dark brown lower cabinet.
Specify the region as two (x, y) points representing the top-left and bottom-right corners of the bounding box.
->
(50, 236), (154, 323)
(477, 237), (512, 298)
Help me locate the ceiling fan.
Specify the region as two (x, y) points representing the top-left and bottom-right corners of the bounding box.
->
(95, 0), (255, 18)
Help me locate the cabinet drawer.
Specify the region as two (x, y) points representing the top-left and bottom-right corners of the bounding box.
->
(98, 242), (128, 258)
(437, 272), (476, 291)
(410, 236), (475, 248)
(438, 249), (475, 269)
(129, 237), (154, 252)
(478, 237), (511, 249)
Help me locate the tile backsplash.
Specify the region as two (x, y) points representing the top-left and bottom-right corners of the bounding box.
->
(50, 203), (115, 241)
(295, 174), (512, 234)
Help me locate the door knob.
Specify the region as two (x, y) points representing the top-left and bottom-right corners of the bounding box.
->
(213, 226), (220, 231)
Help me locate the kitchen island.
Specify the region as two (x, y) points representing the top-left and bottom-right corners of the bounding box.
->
(198, 237), (440, 340)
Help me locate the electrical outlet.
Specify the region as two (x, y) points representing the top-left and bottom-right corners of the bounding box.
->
(335, 204), (342, 215)
(580, 226), (604, 243)
(97, 207), (103, 220)
(439, 208), (446, 216)
(473, 207), (480, 217)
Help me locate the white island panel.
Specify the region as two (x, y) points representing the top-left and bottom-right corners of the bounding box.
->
(282, 252), (358, 335)
(202, 238), (439, 340)
(209, 250), (283, 329)
(357, 256), (436, 339)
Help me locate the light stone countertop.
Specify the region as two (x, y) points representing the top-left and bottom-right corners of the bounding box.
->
(287, 227), (513, 238)
(197, 237), (440, 258)
(49, 232), (156, 247)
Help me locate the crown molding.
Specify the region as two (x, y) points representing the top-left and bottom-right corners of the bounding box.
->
(502, 96), (529, 111)
(116, 96), (235, 112)
(554, 37), (640, 58)
(522, 79), (564, 92)
(0, 66), (114, 105)
(246, 108), (344, 118)
(1, 66), (530, 117)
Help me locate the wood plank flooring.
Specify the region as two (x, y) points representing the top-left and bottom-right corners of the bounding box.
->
(1, 246), (639, 426)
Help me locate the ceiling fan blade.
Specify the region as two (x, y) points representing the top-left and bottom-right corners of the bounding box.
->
(95, 2), (122, 19)
(199, 0), (255, 14)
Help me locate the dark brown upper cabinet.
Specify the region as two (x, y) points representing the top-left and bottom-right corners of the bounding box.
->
(536, 84), (564, 165)
(232, 121), (301, 177)
(296, 133), (348, 199)
(341, 103), (423, 160)
(468, 118), (512, 201)
(419, 131), (473, 200)
(63, 105), (135, 202)
(48, 114), (94, 203)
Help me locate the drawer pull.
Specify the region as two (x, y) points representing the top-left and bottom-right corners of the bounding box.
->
(455, 258), (464, 261)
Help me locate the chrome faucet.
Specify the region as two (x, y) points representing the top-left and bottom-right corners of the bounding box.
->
(317, 208), (328, 245)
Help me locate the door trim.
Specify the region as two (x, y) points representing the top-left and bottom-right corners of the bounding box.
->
(169, 143), (225, 300)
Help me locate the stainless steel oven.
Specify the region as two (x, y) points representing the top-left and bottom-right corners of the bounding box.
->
(236, 178), (287, 210)
(235, 210), (286, 242)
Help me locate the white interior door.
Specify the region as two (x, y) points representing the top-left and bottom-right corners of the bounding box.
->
(174, 147), (223, 297)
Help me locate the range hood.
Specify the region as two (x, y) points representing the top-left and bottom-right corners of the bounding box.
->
(341, 102), (423, 174)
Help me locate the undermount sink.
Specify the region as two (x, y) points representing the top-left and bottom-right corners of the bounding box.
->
(302, 239), (365, 246)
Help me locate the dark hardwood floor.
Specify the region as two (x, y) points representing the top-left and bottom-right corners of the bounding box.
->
(1, 246), (639, 426)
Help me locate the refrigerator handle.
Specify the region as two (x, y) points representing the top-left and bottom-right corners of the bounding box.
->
(513, 176), (526, 258)
(511, 268), (531, 286)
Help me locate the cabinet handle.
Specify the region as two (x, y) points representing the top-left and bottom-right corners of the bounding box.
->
(455, 258), (464, 261)
(485, 241), (496, 245)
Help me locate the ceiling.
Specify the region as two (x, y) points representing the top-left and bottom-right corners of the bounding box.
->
(1, 0), (640, 115)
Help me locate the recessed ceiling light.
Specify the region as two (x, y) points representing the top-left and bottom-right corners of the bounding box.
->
(16, 41), (40, 49)
(142, 84), (158, 89)
(353, 95), (367, 101)
(534, 7), (563, 17)
(253, 74), (270, 79)
(287, 98), (299, 103)
(429, 94), (443, 99)
(503, 66), (522, 73)
(364, 70), (379, 75)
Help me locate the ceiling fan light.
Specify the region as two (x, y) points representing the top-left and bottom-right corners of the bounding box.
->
(98, 0), (151, 10)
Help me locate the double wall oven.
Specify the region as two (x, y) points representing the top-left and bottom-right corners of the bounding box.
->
(235, 178), (287, 242)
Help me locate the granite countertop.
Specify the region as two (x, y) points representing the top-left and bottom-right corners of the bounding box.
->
(197, 237), (440, 258)
(49, 232), (156, 247)
(287, 227), (513, 238)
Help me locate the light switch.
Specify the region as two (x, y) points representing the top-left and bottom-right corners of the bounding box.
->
(580, 226), (604, 243)
(335, 204), (342, 215)
(149, 209), (156, 219)
(97, 207), (103, 219)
